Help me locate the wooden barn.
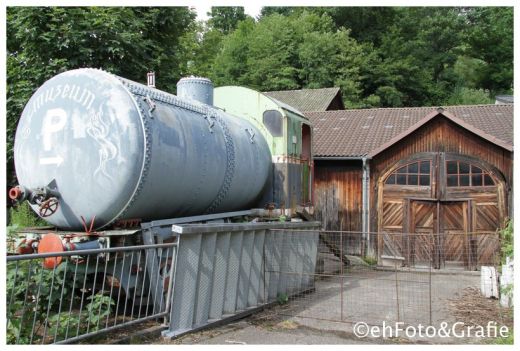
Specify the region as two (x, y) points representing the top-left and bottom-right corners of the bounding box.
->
(305, 105), (513, 269)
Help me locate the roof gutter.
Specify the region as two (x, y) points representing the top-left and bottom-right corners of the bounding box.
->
(313, 156), (371, 160)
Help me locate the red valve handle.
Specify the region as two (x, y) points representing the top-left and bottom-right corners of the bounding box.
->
(39, 198), (59, 217)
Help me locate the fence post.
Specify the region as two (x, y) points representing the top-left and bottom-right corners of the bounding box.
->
(429, 234), (433, 326)
(142, 229), (165, 313)
(340, 230), (344, 321)
(395, 255), (400, 323)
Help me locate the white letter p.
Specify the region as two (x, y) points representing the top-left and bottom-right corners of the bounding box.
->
(42, 108), (67, 151)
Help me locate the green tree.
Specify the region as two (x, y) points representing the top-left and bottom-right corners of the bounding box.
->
(464, 7), (513, 94)
(211, 11), (373, 107)
(6, 7), (196, 186)
(259, 6), (296, 18)
(178, 22), (225, 78)
(207, 6), (248, 34)
(211, 18), (256, 86)
(444, 87), (493, 105)
(319, 7), (398, 45)
(369, 7), (465, 106)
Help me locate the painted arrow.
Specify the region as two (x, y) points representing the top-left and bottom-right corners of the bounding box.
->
(39, 156), (64, 166)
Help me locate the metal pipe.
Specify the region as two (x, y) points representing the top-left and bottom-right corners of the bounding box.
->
(66, 239), (102, 251)
(361, 157), (371, 257)
(313, 156), (370, 160)
(171, 221), (321, 235)
(367, 160), (371, 254)
(6, 243), (175, 261)
(54, 312), (169, 344)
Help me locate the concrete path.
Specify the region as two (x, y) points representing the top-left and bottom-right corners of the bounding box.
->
(158, 269), (486, 344)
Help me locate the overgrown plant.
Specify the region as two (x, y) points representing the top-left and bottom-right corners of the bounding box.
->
(277, 293), (289, 305)
(500, 220), (513, 264)
(362, 256), (378, 266)
(6, 260), (114, 344)
(9, 201), (48, 228)
(498, 220), (513, 342)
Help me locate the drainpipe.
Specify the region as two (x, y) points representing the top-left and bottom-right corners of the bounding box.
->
(362, 157), (371, 257)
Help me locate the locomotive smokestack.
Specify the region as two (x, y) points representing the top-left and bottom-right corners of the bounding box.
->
(176, 76), (213, 106)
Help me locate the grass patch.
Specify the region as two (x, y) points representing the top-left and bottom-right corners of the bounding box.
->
(362, 256), (378, 266)
(490, 331), (513, 345)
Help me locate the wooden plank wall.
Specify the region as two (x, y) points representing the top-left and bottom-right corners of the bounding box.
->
(314, 160), (364, 255)
(371, 118), (512, 181)
(314, 160), (363, 232)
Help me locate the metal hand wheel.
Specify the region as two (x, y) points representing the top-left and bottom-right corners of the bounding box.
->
(39, 198), (59, 217)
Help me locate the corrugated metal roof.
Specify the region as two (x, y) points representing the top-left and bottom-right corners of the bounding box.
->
(495, 95), (514, 104)
(307, 104), (514, 158)
(264, 87), (341, 112)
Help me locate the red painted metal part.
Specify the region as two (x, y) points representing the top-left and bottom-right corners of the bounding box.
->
(80, 215), (96, 234)
(38, 233), (64, 269)
(17, 239), (36, 255)
(39, 198), (59, 217)
(8, 186), (21, 200)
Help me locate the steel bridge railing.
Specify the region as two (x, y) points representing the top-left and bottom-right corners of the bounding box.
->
(6, 242), (176, 344)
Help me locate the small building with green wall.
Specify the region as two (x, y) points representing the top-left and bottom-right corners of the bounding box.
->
(214, 86), (313, 210)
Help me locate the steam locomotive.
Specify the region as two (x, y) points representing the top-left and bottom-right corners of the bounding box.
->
(9, 68), (315, 300)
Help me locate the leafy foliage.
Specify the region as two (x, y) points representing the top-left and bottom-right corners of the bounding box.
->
(207, 6), (248, 34)
(211, 11), (375, 107)
(8, 201), (48, 228)
(206, 7), (512, 108)
(276, 292), (289, 305)
(6, 260), (113, 344)
(500, 220), (513, 264)
(464, 7), (513, 94)
(444, 87), (493, 105)
(362, 256), (378, 266)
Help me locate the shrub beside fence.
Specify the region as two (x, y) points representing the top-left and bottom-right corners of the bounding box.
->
(6, 243), (176, 344)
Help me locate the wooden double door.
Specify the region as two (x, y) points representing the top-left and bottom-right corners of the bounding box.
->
(380, 153), (504, 269)
(409, 199), (500, 269)
(410, 200), (470, 269)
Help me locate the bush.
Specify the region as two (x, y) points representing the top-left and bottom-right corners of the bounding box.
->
(6, 261), (113, 344)
(500, 220), (513, 264)
(8, 201), (48, 228)
(363, 256), (378, 266)
(445, 86), (494, 105)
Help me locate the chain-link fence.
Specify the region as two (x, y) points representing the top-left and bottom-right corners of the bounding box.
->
(7, 228), (508, 344)
(265, 230), (504, 329)
(6, 242), (176, 344)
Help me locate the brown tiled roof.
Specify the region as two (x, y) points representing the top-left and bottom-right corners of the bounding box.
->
(307, 105), (514, 158)
(264, 87), (342, 112)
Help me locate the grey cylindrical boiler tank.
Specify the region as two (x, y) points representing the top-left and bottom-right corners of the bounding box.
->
(13, 68), (271, 230)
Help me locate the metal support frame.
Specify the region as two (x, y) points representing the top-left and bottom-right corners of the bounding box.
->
(162, 221), (321, 339)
